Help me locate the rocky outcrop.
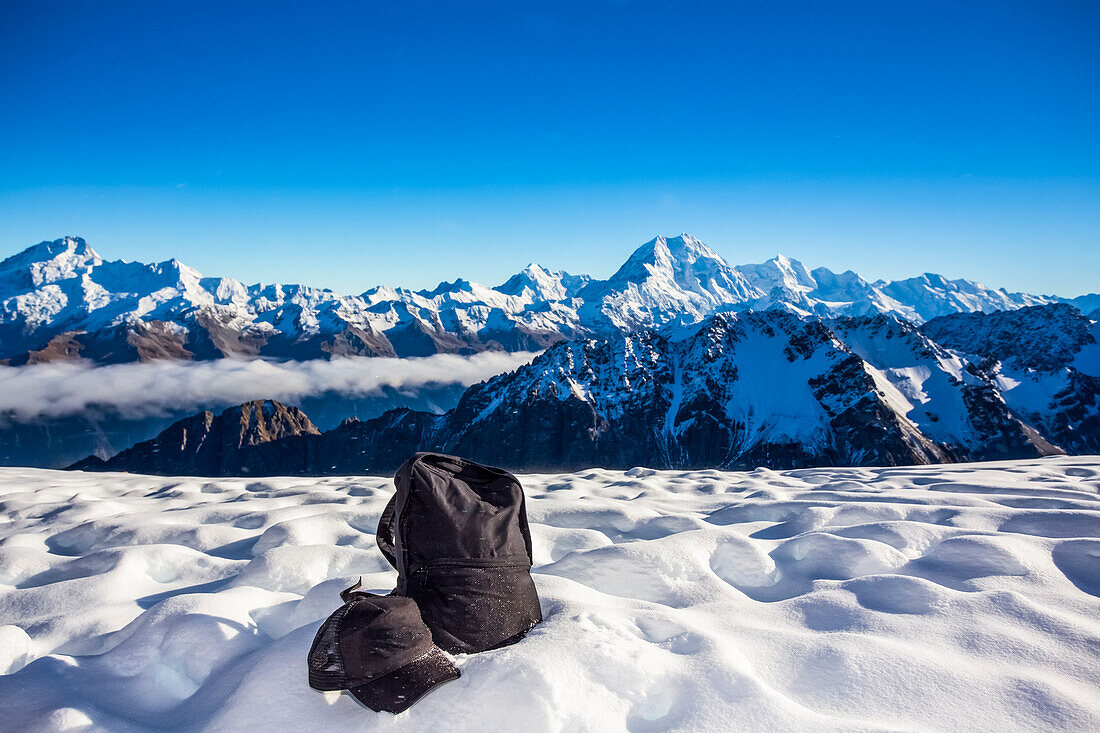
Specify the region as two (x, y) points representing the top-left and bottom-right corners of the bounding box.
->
(809, 354), (953, 466)
(922, 303), (1095, 371)
(23, 332), (86, 364)
(72, 400), (319, 475)
(1045, 371), (1100, 454)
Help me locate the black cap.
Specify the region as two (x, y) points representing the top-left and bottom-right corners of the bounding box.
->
(308, 584), (460, 714)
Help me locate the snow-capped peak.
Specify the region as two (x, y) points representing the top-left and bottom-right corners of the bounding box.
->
(577, 235), (763, 331)
(156, 257), (204, 284)
(879, 273), (1053, 321)
(5, 236), (101, 265)
(0, 236), (103, 288)
(601, 234), (759, 301)
(735, 254), (817, 294)
(607, 234), (726, 285)
(496, 263), (588, 301)
(497, 263), (557, 298)
(418, 278), (476, 298)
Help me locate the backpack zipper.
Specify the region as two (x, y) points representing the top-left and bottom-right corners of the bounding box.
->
(413, 556), (532, 573)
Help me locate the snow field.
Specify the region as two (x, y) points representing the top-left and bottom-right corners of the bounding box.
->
(0, 457), (1098, 731)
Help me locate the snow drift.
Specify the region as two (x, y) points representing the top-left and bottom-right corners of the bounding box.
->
(1, 457), (1098, 731)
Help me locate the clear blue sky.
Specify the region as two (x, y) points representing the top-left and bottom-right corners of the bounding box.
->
(1, 1), (1097, 296)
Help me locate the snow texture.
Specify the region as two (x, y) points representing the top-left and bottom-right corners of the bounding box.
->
(1, 458), (1099, 731)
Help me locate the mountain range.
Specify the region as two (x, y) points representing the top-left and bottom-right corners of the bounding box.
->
(3, 234), (1096, 365)
(74, 302), (1100, 475)
(3, 233), (1096, 472)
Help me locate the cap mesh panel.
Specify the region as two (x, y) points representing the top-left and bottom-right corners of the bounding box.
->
(308, 603), (353, 690)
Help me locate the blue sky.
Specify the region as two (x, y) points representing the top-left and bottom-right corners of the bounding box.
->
(1, 1), (1097, 295)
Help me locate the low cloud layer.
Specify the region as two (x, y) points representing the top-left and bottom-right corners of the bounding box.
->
(0, 352), (540, 424)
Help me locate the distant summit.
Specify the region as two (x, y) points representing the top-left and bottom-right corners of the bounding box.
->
(0, 236), (103, 290)
(497, 263), (590, 301)
(579, 234), (763, 330)
(1, 234), (1094, 366)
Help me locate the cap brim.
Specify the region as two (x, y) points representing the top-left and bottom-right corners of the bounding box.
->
(347, 647), (460, 714)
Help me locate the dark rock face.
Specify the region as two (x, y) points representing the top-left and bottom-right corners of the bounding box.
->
(72, 400), (320, 475)
(810, 354), (952, 467)
(10, 321), (196, 365)
(127, 320), (195, 361)
(22, 332), (87, 364)
(302, 409), (444, 475)
(958, 383), (1062, 460)
(1024, 370), (1100, 455)
(920, 303), (1098, 457)
(436, 332), (676, 471)
(189, 310), (269, 360)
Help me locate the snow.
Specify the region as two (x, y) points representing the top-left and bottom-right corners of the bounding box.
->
(878, 275), (1053, 323)
(496, 264), (589, 302)
(717, 325), (832, 447)
(1, 457), (1098, 731)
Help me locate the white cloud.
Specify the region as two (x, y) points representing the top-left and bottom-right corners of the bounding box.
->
(0, 352), (539, 424)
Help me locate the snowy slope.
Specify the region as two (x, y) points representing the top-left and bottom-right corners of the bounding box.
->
(1, 235), (1088, 365)
(830, 315), (997, 451)
(1, 458), (1099, 731)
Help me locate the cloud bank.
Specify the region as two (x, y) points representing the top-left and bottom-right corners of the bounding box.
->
(0, 352), (540, 424)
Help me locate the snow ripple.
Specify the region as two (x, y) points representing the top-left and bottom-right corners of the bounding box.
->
(0, 458), (1098, 731)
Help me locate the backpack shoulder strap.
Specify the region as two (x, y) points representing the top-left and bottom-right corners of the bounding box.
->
(376, 493), (398, 569)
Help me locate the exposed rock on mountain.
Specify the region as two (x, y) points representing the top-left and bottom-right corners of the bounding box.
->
(72, 400), (319, 475)
(922, 303), (1096, 371)
(3, 234), (1091, 365)
(827, 313), (1057, 460)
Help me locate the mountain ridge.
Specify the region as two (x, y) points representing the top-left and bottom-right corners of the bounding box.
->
(2, 234), (1093, 366)
(71, 303), (1099, 475)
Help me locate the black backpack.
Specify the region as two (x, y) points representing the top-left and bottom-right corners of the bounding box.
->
(376, 452), (542, 654)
